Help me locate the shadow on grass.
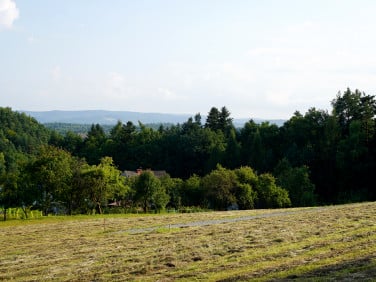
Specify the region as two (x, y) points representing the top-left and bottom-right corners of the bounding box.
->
(218, 255), (376, 282)
(276, 256), (376, 282)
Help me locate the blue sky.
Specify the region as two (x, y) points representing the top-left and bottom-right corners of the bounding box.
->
(1, 0), (376, 119)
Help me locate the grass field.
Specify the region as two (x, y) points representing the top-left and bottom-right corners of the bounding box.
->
(1, 202), (376, 281)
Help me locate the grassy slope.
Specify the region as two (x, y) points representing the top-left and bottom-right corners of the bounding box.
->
(0, 202), (375, 281)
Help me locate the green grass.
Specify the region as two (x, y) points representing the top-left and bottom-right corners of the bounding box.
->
(1, 202), (376, 281)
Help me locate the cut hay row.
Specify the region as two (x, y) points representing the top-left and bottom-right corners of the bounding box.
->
(0, 202), (375, 281)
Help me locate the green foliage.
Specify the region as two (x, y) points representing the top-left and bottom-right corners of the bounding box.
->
(233, 166), (258, 209)
(330, 89), (376, 202)
(234, 183), (256, 210)
(205, 106), (234, 134)
(60, 131), (83, 155)
(0, 107), (54, 216)
(0, 153), (5, 176)
(160, 175), (183, 210)
(44, 123), (114, 135)
(256, 173), (291, 208)
(274, 158), (316, 207)
(239, 120), (280, 173)
(1, 88), (376, 214)
(152, 184), (170, 213)
(0, 107), (51, 154)
(234, 166), (258, 185)
(201, 165), (237, 210)
(0, 208), (43, 220)
(133, 171), (169, 212)
(332, 88), (376, 138)
(26, 145), (75, 215)
(81, 124), (107, 164)
(223, 128), (241, 169)
(181, 174), (203, 207)
(199, 164), (289, 210)
(78, 157), (127, 214)
(0, 155), (19, 220)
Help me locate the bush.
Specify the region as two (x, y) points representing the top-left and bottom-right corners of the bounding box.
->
(256, 173), (291, 208)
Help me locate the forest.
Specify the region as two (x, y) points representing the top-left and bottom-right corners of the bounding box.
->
(0, 88), (375, 219)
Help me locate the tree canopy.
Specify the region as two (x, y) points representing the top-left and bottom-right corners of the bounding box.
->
(1, 88), (376, 218)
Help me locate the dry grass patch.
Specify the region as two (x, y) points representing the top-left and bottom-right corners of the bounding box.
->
(0, 202), (375, 281)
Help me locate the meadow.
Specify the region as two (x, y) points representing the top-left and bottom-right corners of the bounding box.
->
(1, 202), (376, 281)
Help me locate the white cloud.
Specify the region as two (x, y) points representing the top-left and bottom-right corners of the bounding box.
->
(0, 0), (19, 29)
(51, 65), (61, 81)
(265, 90), (294, 107)
(105, 72), (137, 100)
(104, 72), (143, 104)
(27, 34), (35, 43)
(157, 88), (178, 101)
(286, 20), (318, 33)
(108, 72), (125, 91)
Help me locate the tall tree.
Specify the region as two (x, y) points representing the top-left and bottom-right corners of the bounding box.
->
(255, 173), (291, 208)
(332, 88), (376, 138)
(223, 128), (241, 169)
(133, 170), (169, 212)
(233, 166), (258, 209)
(219, 106), (234, 135)
(27, 145), (74, 215)
(201, 165), (236, 210)
(274, 158), (316, 207)
(331, 88), (376, 201)
(181, 174), (203, 206)
(239, 119), (258, 166)
(160, 174), (183, 210)
(0, 153), (14, 221)
(81, 124), (107, 164)
(205, 106), (234, 134)
(205, 107), (221, 131)
(79, 157), (127, 214)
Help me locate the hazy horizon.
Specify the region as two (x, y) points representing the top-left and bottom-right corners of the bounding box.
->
(21, 109), (287, 127)
(2, 0), (376, 119)
(21, 108), (288, 119)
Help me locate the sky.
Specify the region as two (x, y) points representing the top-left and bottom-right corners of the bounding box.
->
(1, 0), (376, 119)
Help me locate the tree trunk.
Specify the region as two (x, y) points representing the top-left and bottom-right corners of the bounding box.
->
(21, 206), (28, 219)
(143, 200), (148, 213)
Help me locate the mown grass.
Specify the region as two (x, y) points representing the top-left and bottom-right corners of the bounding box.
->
(0, 202), (375, 281)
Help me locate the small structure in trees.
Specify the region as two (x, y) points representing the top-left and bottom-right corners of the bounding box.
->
(122, 168), (167, 179)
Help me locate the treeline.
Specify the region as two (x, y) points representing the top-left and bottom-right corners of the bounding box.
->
(44, 122), (176, 136)
(1, 88), (376, 218)
(0, 142), (293, 219)
(0, 108), (294, 218)
(52, 88), (375, 204)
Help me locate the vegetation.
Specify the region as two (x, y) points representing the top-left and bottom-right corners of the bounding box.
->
(1, 88), (376, 217)
(44, 122), (176, 135)
(1, 93), (375, 281)
(0, 202), (375, 281)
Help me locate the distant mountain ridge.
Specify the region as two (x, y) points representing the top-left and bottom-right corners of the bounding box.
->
(21, 110), (286, 127)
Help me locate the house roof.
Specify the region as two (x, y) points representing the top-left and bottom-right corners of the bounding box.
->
(122, 170), (139, 178)
(152, 170), (167, 178)
(122, 169), (167, 178)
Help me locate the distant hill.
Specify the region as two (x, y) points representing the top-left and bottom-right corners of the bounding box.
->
(0, 107), (51, 155)
(21, 110), (286, 127)
(22, 110), (192, 125)
(232, 118), (286, 128)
